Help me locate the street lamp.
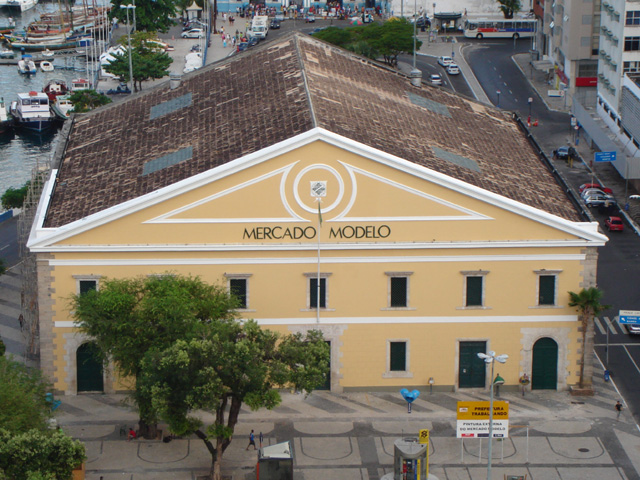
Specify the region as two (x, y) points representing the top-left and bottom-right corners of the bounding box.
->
(477, 350), (508, 480)
(120, 4), (136, 94)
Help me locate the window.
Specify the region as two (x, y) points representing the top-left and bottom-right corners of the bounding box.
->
(304, 272), (332, 310)
(538, 275), (556, 305)
(389, 342), (407, 371)
(625, 36), (640, 51)
(224, 273), (252, 310)
(385, 272), (413, 309)
(626, 11), (640, 26)
(534, 270), (561, 307)
(73, 275), (101, 295)
(460, 270), (488, 308)
(310, 278), (326, 309)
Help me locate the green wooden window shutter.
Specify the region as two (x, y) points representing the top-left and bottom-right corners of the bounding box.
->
(310, 278), (326, 309)
(230, 279), (247, 308)
(539, 275), (556, 305)
(390, 342), (407, 371)
(79, 280), (97, 296)
(390, 277), (408, 307)
(466, 276), (483, 306)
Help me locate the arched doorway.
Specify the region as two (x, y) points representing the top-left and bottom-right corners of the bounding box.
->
(532, 337), (558, 390)
(77, 342), (104, 393)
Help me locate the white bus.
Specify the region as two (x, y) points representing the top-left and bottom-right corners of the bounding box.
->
(463, 16), (536, 39)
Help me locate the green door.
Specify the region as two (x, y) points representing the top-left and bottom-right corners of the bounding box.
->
(532, 337), (558, 390)
(77, 343), (104, 393)
(317, 341), (331, 390)
(459, 341), (487, 388)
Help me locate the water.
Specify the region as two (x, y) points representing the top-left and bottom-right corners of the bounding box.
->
(0, 2), (99, 198)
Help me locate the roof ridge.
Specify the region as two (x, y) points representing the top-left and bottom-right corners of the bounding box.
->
(294, 33), (318, 129)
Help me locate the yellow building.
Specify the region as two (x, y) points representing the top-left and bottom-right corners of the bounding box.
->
(28, 33), (606, 395)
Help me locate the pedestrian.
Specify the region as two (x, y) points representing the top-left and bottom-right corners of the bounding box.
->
(259, 431), (263, 448)
(616, 400), (623, 420)
(246, 429), (257, 450)
(127, 427), (137, 441)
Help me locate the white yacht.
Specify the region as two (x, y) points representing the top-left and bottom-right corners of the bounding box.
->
(1, 0), (38, 12)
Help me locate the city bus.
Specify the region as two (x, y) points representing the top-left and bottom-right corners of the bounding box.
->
(463, 16), (536, 39)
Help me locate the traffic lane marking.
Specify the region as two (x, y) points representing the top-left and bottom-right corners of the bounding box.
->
(595, 317), (606, 335)
(624, 345), (640, 377)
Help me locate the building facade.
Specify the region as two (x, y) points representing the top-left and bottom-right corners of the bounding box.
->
(28, 33), (606, 395)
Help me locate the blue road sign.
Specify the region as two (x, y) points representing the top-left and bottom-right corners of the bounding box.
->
(595, 151), (617, 162)
(619, 310), (640, 324)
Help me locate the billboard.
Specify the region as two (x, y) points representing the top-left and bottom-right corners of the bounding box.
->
(456, 401), (509, 438)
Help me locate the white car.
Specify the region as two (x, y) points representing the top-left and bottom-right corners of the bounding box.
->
(430, 73), (442, 85)
(437, 56), (453, 67)
(181, 28), (204, 39)
(446, 63), (460, 75)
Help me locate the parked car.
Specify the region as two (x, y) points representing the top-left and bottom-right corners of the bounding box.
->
(446, 63), (460, 75)
(183, 20), (206, 31)
(181, 28), (204, 38)
(305, 14), (315, 22)
(437, 56), (453, 67)
(270, 19), (281, 29)
(579, 183), (613, 194)
(581, 188), (608, 199)
(237, 41), (249, 52)
(248, 36), (260, 47)
(583, 193), (616, 208)
(552, 146), (577, 160)
(628, 323), (640, 335)
(430, 73), (442, 85)
(605, 216), (624, 232)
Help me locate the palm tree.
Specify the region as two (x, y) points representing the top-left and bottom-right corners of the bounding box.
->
(568, 287), (609, 388)
(497, 0), (522, 19)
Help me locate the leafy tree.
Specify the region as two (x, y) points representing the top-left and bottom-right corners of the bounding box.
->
(67, 90), (112, 113)
(568, 287), (609, 388)
(497, 0), (521, 18)
(1, 182), (29, 210)
(0, 428), (85, 480)
(312, 26), (354, 47)
(110, 0), (177, 33)
(0, 259), (6, 276)
(72, 274), (238, 438)
(104, 47), (172, 92)
(0, 356), (51, 434)
(0, 337), (5, 356)
(141, 323), (329, 480)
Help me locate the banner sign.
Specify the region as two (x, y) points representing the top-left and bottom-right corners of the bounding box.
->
(456, 401), (509, 438)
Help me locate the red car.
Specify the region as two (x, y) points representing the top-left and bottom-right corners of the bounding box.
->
(579, 183), (613, 194)
(605, 216), (624, 232)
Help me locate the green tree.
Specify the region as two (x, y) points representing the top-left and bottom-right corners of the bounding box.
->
(497, 0), (521, 18)
(110, 0), (177, 33)
(71, 274), (238, 438)
(568, 287), (609, 388)
(104, 47), (172, 92)
(312, 26), (354, 47)
(141, 323), (329, 480)
(0, 337), (5, 357)
(1, 182), (29, 210)
(0, 259), (6, 276)
(67, 90), (112, 113)
(0, 356), (51, 434)
(0, 428), (85, 480)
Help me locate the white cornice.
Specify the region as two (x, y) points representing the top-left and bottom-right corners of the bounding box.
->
(27, 127), (608, 251)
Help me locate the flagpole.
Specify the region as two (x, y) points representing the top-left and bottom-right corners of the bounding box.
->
(316, 199), (322, 324)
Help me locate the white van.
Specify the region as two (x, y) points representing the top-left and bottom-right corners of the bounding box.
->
(250, 15), (269, 38)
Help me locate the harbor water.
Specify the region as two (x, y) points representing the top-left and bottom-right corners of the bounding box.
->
(0, 2), (105, 200)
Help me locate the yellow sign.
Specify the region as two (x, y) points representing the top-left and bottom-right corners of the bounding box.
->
(419, 428), (429, 444)
(457, 401), (509, 420)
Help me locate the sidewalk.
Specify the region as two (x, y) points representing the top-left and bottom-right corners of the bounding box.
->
(56, 355), (640, 480)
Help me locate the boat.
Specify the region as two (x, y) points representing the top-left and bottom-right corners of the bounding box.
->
(0, 46), (14, 59)
(8, 38), (79, 51)
(0, 17), (16, 34)
(0, 97), (13, 134)
(17, 54), (37, 75)
(43, 79), (69, 101)
(41, 48), (54, 57)
(3, 0), (37, 12)
(71, 78), (90, 91)
(9, 91), (53, 132)
(40, 60), (54, 72)
(51, 94), (73, 119)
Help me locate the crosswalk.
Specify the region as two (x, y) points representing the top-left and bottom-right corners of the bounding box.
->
(594, 316), (634, 336)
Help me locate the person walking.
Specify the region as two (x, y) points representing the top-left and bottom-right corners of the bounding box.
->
(616, 400), (623, 420)
(246, 429), (257, 450)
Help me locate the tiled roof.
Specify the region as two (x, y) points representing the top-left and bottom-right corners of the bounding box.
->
(43, 32), (581, 227)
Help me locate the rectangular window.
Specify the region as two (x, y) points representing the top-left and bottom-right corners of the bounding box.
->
(79, 280), (97, 295)
(466, 276), (483, 306)
(310, 278), (326, 309)
(390, 277), (408, 307)
(626, 11), (640, 26)
(625, 36), (640, 51)
(230, 278), (247, 309)
(539, 275), (556, 305)
(389, 341), (407, 371)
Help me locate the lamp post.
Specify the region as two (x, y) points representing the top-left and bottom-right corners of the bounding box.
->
(477, 350), (508, 480)
(120, 4), (135, 94)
